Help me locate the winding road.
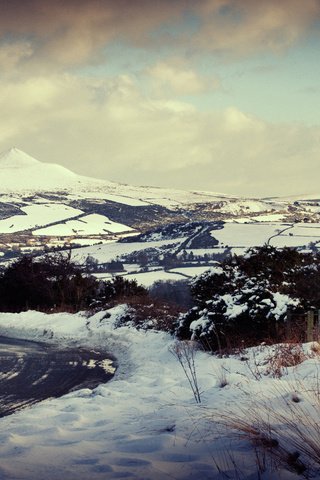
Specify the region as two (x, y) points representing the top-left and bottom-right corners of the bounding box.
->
(0, 336), (116, 417)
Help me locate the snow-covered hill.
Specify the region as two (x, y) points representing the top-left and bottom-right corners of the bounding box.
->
(0, 147), (318, 223)
(0, 147), (279, 211)
(0, 147), (320, 271)
(0, 147), (107, 192)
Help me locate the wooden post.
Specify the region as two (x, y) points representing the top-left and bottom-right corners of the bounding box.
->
(286, 310), (292, 340)
(316, 310), (320, 340)
(306, 311), (314, 342)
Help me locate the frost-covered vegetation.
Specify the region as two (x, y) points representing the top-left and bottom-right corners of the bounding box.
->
(2, 246), (320, 350)
(178, 246), (320, 350)
(1, 308), (320, 479)
(1, 247), (320, 478)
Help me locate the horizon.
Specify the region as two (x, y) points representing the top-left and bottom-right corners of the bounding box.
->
(0, 145), (318, 200)
(1, 1), (320, 197)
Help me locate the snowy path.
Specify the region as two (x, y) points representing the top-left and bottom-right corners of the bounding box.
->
(266, 223), (294, 245)
(0, 336), (115, 417)
(0, 309), (309, 479)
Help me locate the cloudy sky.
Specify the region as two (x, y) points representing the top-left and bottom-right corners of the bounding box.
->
(1, 0), (320, 197)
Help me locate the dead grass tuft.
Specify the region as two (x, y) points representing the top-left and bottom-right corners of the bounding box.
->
(114, 295), (185, 332)
(265, 343), (306, 378)
(217, 370), (320, 477)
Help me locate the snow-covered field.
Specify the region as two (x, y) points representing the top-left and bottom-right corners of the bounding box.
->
(211, 222), (320, 249)
(94, 270), (192, 286)
(270, 235), (319, 248)
(71, 239), (185, 264)
(0, 201), (133, 237)
(0, 204), (83, 234)
(168, 266), (213, 277)
(33, 213), (134, 236)
(123, 270), (188, 286)
(0, 309), (318, 479)
(92, 267), (216, 287)
(231, 213), (286, 223)
(70, 222), (320, 267)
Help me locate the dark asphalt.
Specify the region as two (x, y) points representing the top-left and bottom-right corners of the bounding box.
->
(0, 336), (116, 417)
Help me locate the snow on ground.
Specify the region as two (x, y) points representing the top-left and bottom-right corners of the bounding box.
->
(92, 272), (114, 280)
(252, 213), (286, 222)
(122, 270), (187, 286)
(217, 199), (274, 215)
(231, 213), (286, 223)
(0, 309), (317, 479)
(210, 222), (320, 249)
(92, 269), (188, 287)
(77, 182), (240, 210)
(304, 205), (320, 213)
(93, 267), (213, 286)
(211, 223), (285, 247)
(69, 239), (110, 247)
(104, 187), (235, 210)
(168, 266), (212, 277)
(66, 191), (150, 206)
(33, 214), (133, 236)
(0, 148), (107, 193)
(270, 235), (318, 248)
(0, 204), (83, 233)
(71, 239), (184, 264)
(286, 223), (320, 236)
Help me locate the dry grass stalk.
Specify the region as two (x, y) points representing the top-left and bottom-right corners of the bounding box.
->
(265, 343), (306, 378)
(217, 371), (320, 477)
(170, 340), (202, 403)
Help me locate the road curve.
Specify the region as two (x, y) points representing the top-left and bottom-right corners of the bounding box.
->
(0, 336), (116, 417)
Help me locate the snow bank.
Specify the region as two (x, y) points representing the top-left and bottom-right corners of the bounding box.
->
(0, 309), (317, 479)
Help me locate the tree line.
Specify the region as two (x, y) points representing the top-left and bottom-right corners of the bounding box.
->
(0, 254), (146, 312)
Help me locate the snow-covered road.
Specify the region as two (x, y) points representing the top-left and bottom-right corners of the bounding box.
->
(0, 336), (115, 417)
(0, 308), (315, 479)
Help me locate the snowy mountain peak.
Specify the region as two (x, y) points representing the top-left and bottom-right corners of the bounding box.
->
(0, 147), (101, 192)
(0, 147), (40, 169)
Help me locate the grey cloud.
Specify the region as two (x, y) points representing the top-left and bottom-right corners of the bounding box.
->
(0, 73), (319, 197)
(0, 0), (319, 71)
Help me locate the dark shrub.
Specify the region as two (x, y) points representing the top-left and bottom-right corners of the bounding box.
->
(0, 253), (98, 312)
(177, 246), (320, 351)
(149, 280), (192, 308)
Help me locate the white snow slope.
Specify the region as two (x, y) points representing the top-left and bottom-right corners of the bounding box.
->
(0, 309), (317, 479)
(0, 148), (107, 192)
(0, 148), (231, 206)
(0, 204), (83, 233)
(0, 148), (281, 212)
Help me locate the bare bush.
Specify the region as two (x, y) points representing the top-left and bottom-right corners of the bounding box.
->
(149, 279), (192, 309)
(170, 340), (202, 403)
(114, 295), (184, 332)
(265, 343), (307, 378)
(212, 364), (229, 388)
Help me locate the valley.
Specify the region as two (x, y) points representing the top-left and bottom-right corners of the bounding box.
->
(1, 148), (320, 286)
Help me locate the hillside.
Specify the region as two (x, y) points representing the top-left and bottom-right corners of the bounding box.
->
(1, 148), (320, 284)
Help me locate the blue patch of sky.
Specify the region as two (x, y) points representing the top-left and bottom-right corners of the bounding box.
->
(73, 32), (320, 126)
(230, 46), (320, 125)
(218, 3), (244, 25)
(73, 41), (171, 78)
(2, 32), (35, 43)
(184, 40), (320, 125)
(76, 9), (201, 78)
(150, 11), (200, 40)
